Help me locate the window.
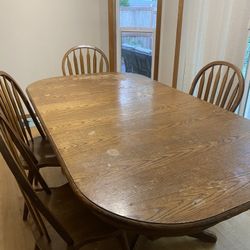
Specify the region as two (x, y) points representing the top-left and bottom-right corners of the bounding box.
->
(241, 32), (250, 118)
(118, 0), (158, 78)
(242, 36), (250, 78)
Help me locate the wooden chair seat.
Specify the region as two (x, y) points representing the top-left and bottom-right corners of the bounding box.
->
(20, 136), (59, 170)
(35, 183), (118, 248)
(28, 136), (59, 168)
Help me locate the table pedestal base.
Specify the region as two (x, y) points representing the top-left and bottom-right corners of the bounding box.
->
(129, 230), (217, 249)
(189, 231), (217, 243)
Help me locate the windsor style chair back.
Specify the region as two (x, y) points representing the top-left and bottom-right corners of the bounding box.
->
(189, 61), (244, 112)
(0, 71), (45, 144)
(62, 45), (109, 76)
(0, 71), (59, 168)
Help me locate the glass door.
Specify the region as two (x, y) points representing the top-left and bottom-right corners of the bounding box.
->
(117, 0), (158, 78)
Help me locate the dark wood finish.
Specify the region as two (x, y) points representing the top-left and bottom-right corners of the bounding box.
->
(153, 0), (162, 81)
(62, 45), (109, 76)
(172, 0), (184, 88)
(0, 113), (50, 193)
(189, 231), (217, 243)
(0, 134), (129, 250)
(0, 71), (45, 143)
(189, 61), (245, 112)
(0, 71), (60, 221)
(0, 71), (59, 168)
(27, 73), (250, 237)
(0, 112), (55, 221)
(108, 0), (117, 72)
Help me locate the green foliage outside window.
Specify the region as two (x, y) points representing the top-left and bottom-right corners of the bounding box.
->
(120, 0), (129, 7)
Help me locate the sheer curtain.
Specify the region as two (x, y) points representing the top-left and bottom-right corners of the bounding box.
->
(178, 0), (250, 92)
(158, 0), (250, 92)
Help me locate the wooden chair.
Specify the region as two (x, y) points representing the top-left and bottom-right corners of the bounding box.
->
(0, 113), (51, 193)
(0, 113), (67, 219)
(189, 61), (244, 112)
(0, 71), (59, 168)
(62, 45), (109, 76)
(0, 131), (130, 250)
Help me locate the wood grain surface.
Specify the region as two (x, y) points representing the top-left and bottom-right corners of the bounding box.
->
(27, 73), (250, 233)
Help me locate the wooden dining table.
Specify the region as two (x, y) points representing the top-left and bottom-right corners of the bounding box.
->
(27, 73), (250, 242)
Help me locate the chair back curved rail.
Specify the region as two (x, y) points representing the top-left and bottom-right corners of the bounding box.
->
(189, 61), (244, 112)
(62, 45), (110, 76)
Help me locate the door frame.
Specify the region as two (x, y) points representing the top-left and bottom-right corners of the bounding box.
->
(108, 0), (117, 72)
(172, 0), (184, 88)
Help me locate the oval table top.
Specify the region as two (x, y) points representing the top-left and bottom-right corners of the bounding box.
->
(27, 73), (250, 233)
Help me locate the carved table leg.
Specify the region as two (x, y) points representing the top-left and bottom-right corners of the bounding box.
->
(189, 230), (217, 243)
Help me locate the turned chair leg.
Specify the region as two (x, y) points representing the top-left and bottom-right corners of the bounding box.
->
(118, 231), (131, 250)
(34, 177), (39, 186)
(23, 202), (29, 221)
(189, 230), (217, 243)
(130, 234), (140, 250)
(34, 244), (40, 250)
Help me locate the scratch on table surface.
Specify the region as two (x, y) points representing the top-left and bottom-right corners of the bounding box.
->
(88, 130), (96, 136)
(192, 198), (205, 207)
(106, 149), (120, 157)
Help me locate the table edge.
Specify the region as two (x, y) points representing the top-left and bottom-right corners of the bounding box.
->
(26, 73), (250, 234)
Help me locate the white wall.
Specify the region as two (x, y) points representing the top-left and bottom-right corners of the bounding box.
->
(1, 0), (249, 94)
(0, 0), (108, 90)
